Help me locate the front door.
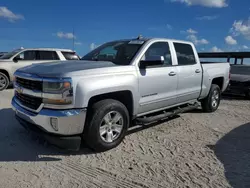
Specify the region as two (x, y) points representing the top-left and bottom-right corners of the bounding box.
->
(137, 41), (178, 115)
(11, 50), (39, 76)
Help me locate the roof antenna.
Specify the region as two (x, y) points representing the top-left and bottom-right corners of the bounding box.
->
(72, 27), (75, 51)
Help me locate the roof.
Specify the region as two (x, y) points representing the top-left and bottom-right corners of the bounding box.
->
(112, 37), (194, 45)
(198, 52), (250, 59)
(20, 48), (74, 52)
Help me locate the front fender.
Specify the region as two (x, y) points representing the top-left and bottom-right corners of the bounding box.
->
(0, 65), (12, 81)
(74, 73), (139, 115)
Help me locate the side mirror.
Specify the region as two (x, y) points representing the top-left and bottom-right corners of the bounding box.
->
(139, 56), (164, 69)
(13, 57), (22, 63)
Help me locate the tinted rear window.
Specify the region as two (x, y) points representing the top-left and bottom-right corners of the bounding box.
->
(62, 52), (79, 60)
(38, 51), (59, 60)
(174, 43), (196, 65)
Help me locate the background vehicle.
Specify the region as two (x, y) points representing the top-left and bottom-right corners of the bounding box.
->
(226, 65), (250, 98)
(0, 52), (8, 57)
(11, 37), (230, 152)
(0, 48), (79, 91)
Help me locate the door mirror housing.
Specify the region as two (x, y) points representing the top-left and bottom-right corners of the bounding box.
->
(139, 56), (164, 69)
(13, 56), (22, 63)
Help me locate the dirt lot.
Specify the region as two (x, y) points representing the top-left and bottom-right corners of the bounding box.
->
(0, 89), (250, 188)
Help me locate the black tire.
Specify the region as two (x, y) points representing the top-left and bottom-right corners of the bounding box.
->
(0, 72), (9, 91)
(201, 84), (221, 113)
(84, 99), (129, 152)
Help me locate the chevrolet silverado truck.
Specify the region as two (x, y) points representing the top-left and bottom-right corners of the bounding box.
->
(11, 37), (230, 151)
(0, 48), (79, 91)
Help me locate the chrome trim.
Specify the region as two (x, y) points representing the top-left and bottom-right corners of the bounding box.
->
(14, 82), (42, 98)
(13, 71), (74, 110)
(13, 97), (44, 113)
(14, 82), (69, 100)
(12, 98), (87, 136)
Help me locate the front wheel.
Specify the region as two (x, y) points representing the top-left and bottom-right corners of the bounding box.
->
(84, 99), (129, 152)
(0, 72), (9, 91)
(201, 84), (221, 113)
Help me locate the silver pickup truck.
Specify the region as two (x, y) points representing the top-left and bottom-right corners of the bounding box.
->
(11, 37), (230, 151)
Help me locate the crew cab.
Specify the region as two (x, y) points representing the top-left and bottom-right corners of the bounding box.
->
(0, 48), (79, 91)
(11, 37), (230, 151)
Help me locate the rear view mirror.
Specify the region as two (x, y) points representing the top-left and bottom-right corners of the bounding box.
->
(139, 56), (164, 69)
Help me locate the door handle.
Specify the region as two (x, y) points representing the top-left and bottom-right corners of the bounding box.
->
(195, 69), (201, 73)
(169, 71), (177, 76)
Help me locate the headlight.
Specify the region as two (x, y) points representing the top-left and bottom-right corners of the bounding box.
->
(42, 78), (73, 105)
(43, 81), (71, 93)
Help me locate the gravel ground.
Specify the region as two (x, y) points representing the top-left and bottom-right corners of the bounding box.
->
(0, 89), (250, 188)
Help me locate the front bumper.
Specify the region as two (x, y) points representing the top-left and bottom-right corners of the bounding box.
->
(12, 98), (87, 150)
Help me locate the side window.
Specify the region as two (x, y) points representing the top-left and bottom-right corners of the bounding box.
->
(16, 50), (37, 60)
(142, 42), (172, 66)
(174, 43), (196, 65)
(97, 46), (117, 61)
(62, 52), (79, 60)
(38, 51), (59, 60)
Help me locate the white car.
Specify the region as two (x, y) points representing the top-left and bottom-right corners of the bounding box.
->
(0, 48), (80, 91)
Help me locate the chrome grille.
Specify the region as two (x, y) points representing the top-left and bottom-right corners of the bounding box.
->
(16, 77), (42, 91)
(15, 92), (42, 110)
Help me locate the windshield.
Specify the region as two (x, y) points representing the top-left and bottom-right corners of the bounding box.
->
(231, 66), (250, 75)
(81, 40), (144, 65)
(0, 49), (22, 60)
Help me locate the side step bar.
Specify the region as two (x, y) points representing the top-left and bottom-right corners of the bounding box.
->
(136, 103), (199, 124)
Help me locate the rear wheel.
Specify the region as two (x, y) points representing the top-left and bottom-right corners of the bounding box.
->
(84, 99), (129, 152)
(0, 72), (9, 91)
(201, 84), (221, 113)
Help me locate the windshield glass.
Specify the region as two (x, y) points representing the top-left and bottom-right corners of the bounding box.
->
(81, 40), (144, 65)
(231, 66), (250, 75)
(0, 49), (22, 60)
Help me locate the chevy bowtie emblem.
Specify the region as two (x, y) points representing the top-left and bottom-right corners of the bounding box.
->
(16, 87), (23, 94)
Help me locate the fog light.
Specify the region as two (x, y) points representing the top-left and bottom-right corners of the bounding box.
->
(50, 117), (58, 131)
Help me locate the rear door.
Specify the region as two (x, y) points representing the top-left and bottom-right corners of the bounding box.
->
(173, 42), (202, 103)
(137, 41), (178, 114)
(35, 50), (60, 63)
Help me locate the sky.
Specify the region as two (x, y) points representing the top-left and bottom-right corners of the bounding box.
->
(0, 0), (250, 56)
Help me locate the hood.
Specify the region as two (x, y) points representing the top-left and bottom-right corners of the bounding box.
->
(231, 74), (250, 82)
(16, 60), (118, 77)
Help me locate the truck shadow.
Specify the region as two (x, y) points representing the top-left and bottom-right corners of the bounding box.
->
(0, 107), (180, 162)
(208, 122), (250, 188)
(0, 108), (95, 162)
